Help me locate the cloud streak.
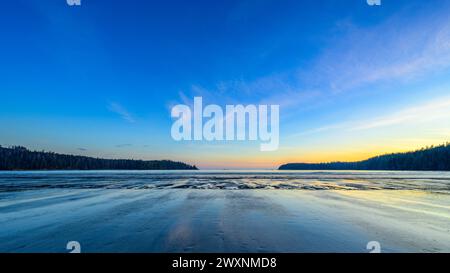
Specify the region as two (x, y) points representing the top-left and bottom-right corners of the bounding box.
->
(189, 3), (450, 111)
(351, 98), (450, 131)
(108, 102), (136, 123)
(115, 144), (133, 148)
(308, 7), (450, 94)
(291, 96), (450, 137)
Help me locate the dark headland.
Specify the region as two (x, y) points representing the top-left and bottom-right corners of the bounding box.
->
(0, 146), (198, 171)
(279, 143), (450, 171)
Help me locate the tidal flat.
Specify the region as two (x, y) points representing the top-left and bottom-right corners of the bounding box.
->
(0, 170), (449, 253)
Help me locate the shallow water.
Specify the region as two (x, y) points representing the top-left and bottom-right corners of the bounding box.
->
(1, 170), (450, 191)
(0, 170), (449, 252)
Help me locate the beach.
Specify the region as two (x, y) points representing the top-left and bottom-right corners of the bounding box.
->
(0, 170), (449, 253)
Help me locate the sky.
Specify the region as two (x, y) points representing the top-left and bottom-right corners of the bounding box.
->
(1, 0), (450, 169)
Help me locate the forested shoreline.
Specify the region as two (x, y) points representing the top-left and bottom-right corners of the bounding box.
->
(0, 146), (198, 170)
(279, 143), (450, 171)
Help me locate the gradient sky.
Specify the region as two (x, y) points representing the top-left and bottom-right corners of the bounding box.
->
(1, 0), (450, 169)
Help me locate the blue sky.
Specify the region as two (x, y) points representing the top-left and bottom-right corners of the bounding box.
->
(1, 0), (450, 168)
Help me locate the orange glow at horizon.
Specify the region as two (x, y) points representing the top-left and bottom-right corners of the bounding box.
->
(194, 139), (450, 169)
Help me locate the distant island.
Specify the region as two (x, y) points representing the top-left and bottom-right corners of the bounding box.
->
(0, 146), (198, 171)
(279, 143), (450, 171)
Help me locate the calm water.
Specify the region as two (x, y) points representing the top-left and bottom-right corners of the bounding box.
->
(0, 170), (449, 253)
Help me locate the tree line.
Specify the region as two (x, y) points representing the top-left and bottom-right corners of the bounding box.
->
(0, 146), (198, 170)
(279, 143), (450, 171)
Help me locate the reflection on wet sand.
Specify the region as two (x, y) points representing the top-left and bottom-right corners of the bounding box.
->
(0, 171), (449, 253)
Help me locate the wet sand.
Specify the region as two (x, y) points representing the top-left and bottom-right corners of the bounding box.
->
(1, 186), (449, 252)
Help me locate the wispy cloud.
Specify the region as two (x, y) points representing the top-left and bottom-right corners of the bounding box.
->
(188, 3), (450, 111)
(115, 144), (133, 148)
(291, 96), (450, 137)
(351, 98), (450, 131)
(107, 102), (136, 123)
(308, 7), (450, 94)
(291, 123), (348, 137)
